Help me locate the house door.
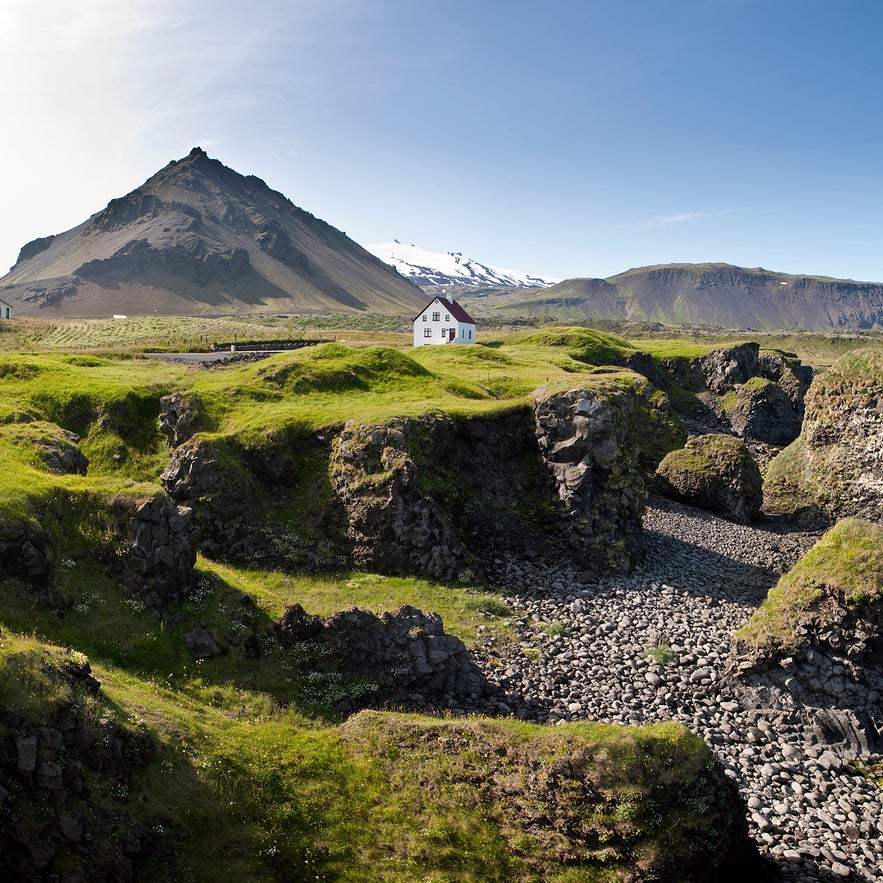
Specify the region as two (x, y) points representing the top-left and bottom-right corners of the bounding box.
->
(448, 329), (455, 342)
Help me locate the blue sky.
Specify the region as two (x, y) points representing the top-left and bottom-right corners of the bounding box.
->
(2, 0), (882, 282)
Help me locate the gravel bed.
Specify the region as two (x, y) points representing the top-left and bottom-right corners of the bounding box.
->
(473, 498), (883, 882)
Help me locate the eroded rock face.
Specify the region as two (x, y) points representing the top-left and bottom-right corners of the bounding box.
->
(727, 380), (801, 445)
(162, 382), (682, 579)
(697, 342), (760, 394)
(655, 434), (762, 523)
(758, 349), (813, 415)
(0, 656), (163, 880)
(765, 348), (883, 523)
(275, 603), (487, 710)
(161, 437), (257, 560)
(159, 392), (202, 448)
(128, 495), (196, 602)
(534, 382), (686, 569)
(727, 523), (883, 756)
(329, 418), (470, 580)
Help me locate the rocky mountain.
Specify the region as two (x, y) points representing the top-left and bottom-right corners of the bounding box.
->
(0, 148), (426, 318)
(364, 240), (559, 289)
(492, 263), (883, 331)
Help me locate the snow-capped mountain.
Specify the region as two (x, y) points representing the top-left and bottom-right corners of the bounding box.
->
(365, 240), (559, 289)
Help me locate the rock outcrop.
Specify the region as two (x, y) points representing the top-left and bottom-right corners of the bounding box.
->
(158, 392), (203, 448)
(164, 380), (684, 579)
(764, 348), (883, 523)
(329, 418), (471, 580)
(697, 342), (761, 394)
(0, 651), (164, 880)
(160, 437), (258, 561)
(0, 523), (53, 583)
(655, 434), (763, 523)
(534, 380), (685, 568)
(727, 379), (802, 445)
(727, 519), (883, 756)
(275, 603), (487, 710)
(658, 342), (812, 450)
(127, 495), (196, 603)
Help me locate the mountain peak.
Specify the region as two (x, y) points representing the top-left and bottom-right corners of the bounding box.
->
(1, 151), (425, 317)
(365, 241), (559, 289)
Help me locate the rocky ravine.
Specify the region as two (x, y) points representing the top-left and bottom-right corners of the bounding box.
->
(464, 499), (882, 882)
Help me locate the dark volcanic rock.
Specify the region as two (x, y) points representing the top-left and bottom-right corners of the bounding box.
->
(14, 235), (56, 265)
(0, 654), (165, 881)
(697, 342), (760, 394)
(329, 417), (471, 580)
(128, 495), (196, 602)
(159, 392), (203, 448)
(727, 379), (801, 445)
(0, 523), (53, 582)
(534, 383), (686, 568)
(184, 624), (224, 659)
(655, 434), (763, 522)
(275, 603), (487, 708)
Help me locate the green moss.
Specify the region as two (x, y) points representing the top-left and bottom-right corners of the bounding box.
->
(734, 519), (883, 654)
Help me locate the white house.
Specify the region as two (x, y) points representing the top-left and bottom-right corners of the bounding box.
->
(0, 299), (10, 320)
(412, 296), (476, 347)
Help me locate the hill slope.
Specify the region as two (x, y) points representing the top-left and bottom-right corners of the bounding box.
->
(0, 148), (426, 318)
(490, 263), (883, 331)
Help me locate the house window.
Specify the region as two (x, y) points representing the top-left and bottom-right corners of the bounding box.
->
(422, 314), (427, 322)
(423, 328), (432, 338)
(445, 314), (450, 321)
(432, 311), (440, 321)
(468, 329), (472, 339)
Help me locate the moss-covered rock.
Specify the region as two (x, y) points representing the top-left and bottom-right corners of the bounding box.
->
(0, 638), (163, 881)
(655, 434), (762, 522)
(728, 518), (883, 754)
(534, 377), (686, 569)
(765, 348), (883, 523)
(340, 711), (765, 882)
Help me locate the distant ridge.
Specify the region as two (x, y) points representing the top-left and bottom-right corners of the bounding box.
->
(488, 263), (883, 331)
(365, 240), (559, 289)
(1, 148), (426, 318)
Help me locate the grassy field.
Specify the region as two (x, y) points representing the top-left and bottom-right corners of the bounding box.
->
(2, 314), (877, 879)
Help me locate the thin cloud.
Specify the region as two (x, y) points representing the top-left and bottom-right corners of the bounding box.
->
(653, 212), (706, 225)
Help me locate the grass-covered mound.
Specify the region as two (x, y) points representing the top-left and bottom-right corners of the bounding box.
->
(0, 625), (760, 881)
(733, 518), (883, 657)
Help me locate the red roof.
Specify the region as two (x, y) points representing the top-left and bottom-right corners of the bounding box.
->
(412, 296), (476, 324)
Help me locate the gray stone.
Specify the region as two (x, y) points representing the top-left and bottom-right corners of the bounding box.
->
(184, 624), (223, 659)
